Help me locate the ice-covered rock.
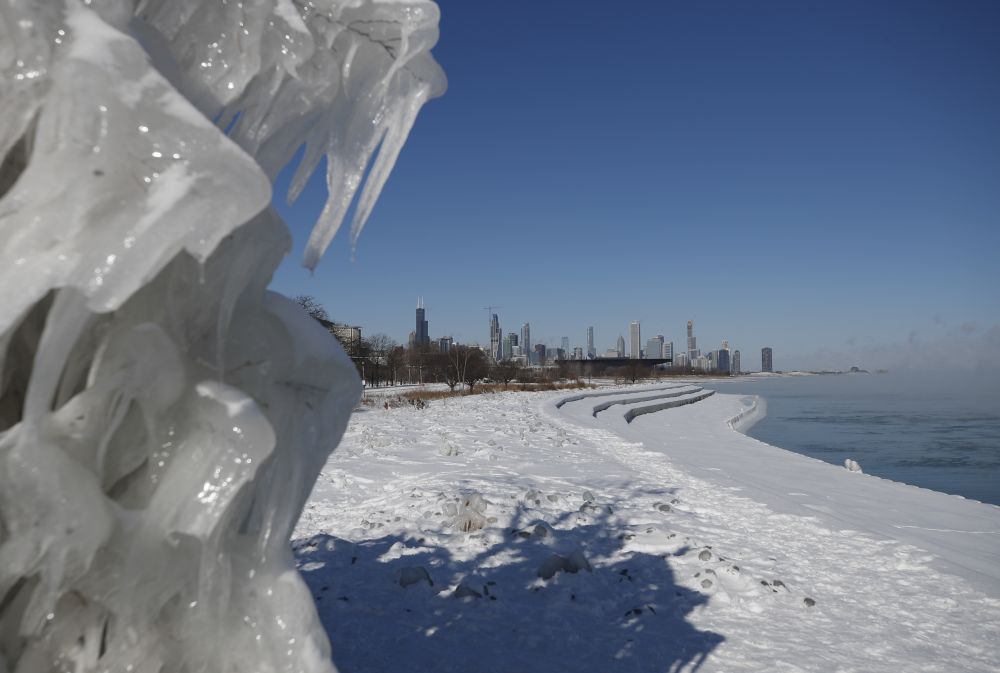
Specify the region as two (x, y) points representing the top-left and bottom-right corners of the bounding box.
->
(454, 493), (488, 533)
(565, 550), (592, 573)
(844, 458), (863, 473)
(452, 582), (483, 599)
(537, 555), (569, 580)
(398, 566), (433, 588)
(537, 551), (591, 579)
(0, 1), (444, 672)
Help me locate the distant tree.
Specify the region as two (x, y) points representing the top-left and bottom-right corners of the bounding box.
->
(403, 344), (434, 384)
(349, 338), (372, 384)
(445, 345), (488, 393)
(364, 333), (396, 387)
(493, 359), (520, 389)
(623, 359), (645, 384)
(461, 348), (489, 393)
(446, 346), (471, 392)
(293, 295), (329, 323)
(385, 345), (406, 386)
(431, 352), (460, 391)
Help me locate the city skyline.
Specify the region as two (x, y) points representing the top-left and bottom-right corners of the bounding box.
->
(390, 300), (766, 371)
(269, 1), (999, 372)
(318, 292), (999, 373)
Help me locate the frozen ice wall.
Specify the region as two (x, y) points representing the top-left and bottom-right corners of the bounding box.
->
(0, 1), (444, 670)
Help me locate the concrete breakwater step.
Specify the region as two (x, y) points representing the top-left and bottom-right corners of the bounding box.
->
(623, 390), (716, 423)
(554, 384), (692, 408)
(591, 387), (703, 417)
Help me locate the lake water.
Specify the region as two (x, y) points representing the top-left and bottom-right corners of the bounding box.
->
(710, 372), (1000, 507)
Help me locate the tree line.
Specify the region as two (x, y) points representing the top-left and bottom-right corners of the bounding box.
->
(294, 295), (528, 391)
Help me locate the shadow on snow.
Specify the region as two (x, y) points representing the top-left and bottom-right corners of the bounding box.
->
(295, 506), (723, 673)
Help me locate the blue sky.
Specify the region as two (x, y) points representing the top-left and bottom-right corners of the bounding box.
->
(270, 0), (1000, 371)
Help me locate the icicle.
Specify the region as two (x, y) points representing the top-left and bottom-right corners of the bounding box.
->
(133, 0), (446, 268)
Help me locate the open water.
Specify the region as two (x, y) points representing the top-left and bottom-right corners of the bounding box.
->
(711, 371), (1000, 506)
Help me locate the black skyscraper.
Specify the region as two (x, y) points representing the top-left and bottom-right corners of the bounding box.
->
(415, 298), (429, 347)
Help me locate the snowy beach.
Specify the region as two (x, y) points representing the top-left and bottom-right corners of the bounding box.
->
(294, 384), (1000, 672)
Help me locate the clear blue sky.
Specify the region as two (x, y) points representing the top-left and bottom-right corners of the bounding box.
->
(270, 0), (1000, 371)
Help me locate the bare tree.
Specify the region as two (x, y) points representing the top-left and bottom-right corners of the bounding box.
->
(462, 348), (489, 393)
(293, 295), (330, 323)
(364, 333), (396, 387)
(446, 345), (471, 392)
(432, 352), (460, 391)
(445, 345), (488, 393)
(622, 359), (645, 384)
(493, 359), (520, 389)
(385, 345), (406, 386)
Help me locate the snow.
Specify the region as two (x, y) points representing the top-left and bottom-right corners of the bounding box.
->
(295, 384), (1000, 672)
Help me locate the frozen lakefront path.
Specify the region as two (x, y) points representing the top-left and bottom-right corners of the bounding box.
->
(296, 385), (1000, 673)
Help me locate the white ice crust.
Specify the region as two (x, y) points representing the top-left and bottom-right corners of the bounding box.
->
(0, 0), (444, 671)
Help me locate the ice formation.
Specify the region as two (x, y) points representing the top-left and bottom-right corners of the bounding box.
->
(0, 1), (444, 671)
(844, 458), (863, 473)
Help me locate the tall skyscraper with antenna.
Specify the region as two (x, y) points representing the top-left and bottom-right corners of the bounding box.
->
(415, 298), (429, 347)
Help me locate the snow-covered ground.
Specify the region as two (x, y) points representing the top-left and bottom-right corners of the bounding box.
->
(295, 384), (1000, 673)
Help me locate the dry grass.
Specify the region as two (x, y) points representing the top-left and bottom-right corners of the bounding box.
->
(396, 380), (593, 404)
(358, 380), (595, 410)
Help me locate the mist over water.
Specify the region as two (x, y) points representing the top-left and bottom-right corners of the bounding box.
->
(712, 371), (1000, 506)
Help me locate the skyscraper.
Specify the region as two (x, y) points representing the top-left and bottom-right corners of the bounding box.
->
(646, 335), (664, 359)
(664, 341), (673, 361)
(502, 333), (515, 360)
(718, 340), (731, 374)
(629, 321), (641, 359)
(687, 320), (699, 360)
(561, 336), (570, 354)
(489, 313), (502, 362)
(717, 348), (730, 373)
(733, 350), (741, 374)
(503, 332), (518, 360)
(415, 298), (429, 348)
(587, 326), (595, 358)
(616, 335), (625, 358)
(521, 323), (531, 362)
(762, 347), (773, 373)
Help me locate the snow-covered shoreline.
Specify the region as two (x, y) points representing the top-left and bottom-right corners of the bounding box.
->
(296, 384), (1000, 672)
(552, 384), (1000, 593)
